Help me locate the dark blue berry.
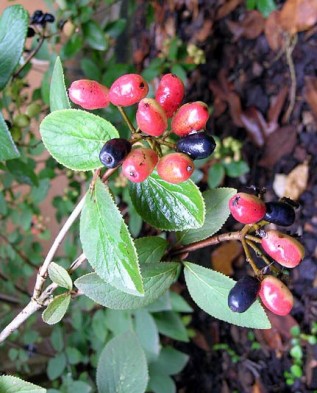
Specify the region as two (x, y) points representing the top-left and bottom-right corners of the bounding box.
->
(43, 13), (55, 23)
(31, 10), (43, 24)
(176, 131), (216, 160)
(27, 27), (35, 38)
(99, 138), (132, 168)
(228, 276), (260, 313)
(264, 201), (296, 226)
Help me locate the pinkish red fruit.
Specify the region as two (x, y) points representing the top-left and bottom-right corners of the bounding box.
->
(155, 73), (185, 118)
(109, 74), (149, 106)
(171, 101), (209, 137)
(68, 80), (109, 110)
(259, 276), (294, 316)
(136, 98), (167, 137)
(122, 148), (158, 183)
(261, 229), (305, 268)
(229, 192), (266, 224)
(157, 153), (194, 184)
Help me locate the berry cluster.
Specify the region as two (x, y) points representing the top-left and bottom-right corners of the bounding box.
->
(27, 10), (55, 38)
(227, 192), (304, 316)
(68, 74), (216, 184)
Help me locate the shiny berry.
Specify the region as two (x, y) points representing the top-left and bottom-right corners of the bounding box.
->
(259, 276), (294, 316)
(136, 98), (167, 137)
(176, 131), (216, 160)
(31, 10), (43, 24)
(122, 148), (158, 183)
(228, 276), (260, 313)
(155, 73), (185, 118)
(264, 201), (295, 226)
(43, 13), (55, 23)
(68, 80), (109, 110)
(229, 192), (266, 224)
(157, 153), (194, 184)
(261, 229), (305, 268)
(171, 101), (209, 137)
(99, 138), (132, 168)
(109, 74), (149, 106)
(27, 27), (35, 38)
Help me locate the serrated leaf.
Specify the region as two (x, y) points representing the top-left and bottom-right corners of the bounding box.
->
(177, 188), (237, 245)
(184, 262), (271, 329)
(0, 5), (28, 90)
(129, 172), (205, 231)
(134, 310), (160, 362)
(75, 262), (180, 309)
(42, 293), (71, 325)
(80, 178), (143, 295)
(50, 57), (71, 111)
(48, 262), (72, 290)
(149, 346), (189, 376)
(135, 237), (169, 264)
(96, 331), (148, 393)
(40, 109), (119, 171)
(0, 111), (20, 161)
(0, 375), (46, 393)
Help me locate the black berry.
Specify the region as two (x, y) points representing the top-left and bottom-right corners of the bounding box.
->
(176, 131), (216, 160)
(264, 201), (296, 227)
(228, 276), (260, 313)
(99, 138), (132, 168)
(27, 27), (35, 38)
(43, 13), (55, 23)
(31, 10), (43, 24)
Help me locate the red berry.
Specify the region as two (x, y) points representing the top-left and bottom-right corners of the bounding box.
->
(136, 98), (167, 137)
(171, 101), (209, 137)
(157, 153), (194, 184)
(108, 74), (149, 106)
(68, 80), (109, 110)
(261, 229), (305, 268)
(122, 148), (158, 183)
(259, 276), (294, 316)
(229, 192), (266, 224)
(155, 73), (185, 118)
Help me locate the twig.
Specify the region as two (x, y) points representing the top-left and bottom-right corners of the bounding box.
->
(117, 106), (136, 133)
(0, 234), (38, 269)
(284, 34), (298, 123)
(13, 35), (46, 78)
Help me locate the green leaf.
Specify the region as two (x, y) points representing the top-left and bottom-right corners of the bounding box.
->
(105, 309), (133, 335)
(50, 57), (71, 112)
(0, 375), (46, 393)
(40, 109), (119, 171)
(48, 262), (72, 290)
(148, 374), (175, 393)
(208, 162), (225, 188)
(154, 311), (189, 342)
(0, 112), (20, 161)
(145, 292), (172, 313)
(258, 0), (276, 17)
(82, 21), (108, 50)
(50, 326), (64, 351)
(135, 237), (169, 264)
(75, 262), (179, 309)
(96, 331), (148, 393)
(129, 172), (205, 231)
(0, 5), (28, 90)
(80, 178), (143, 295)
(149, 346), (189, 376)
(177, 188), (236, 245)
(47, 353), (67, 380)
(184, 262), (271, 329)
(224, 160), (249, 178)
(170, 291), (193, 313)
(134, 310), (160, 362)
(42, 293), (71, 325)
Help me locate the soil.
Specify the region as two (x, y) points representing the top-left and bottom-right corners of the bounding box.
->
(135, 1), (317, 392)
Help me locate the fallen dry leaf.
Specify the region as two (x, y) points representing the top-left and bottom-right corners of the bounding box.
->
(216, 0), (243, 20)
(304, 76), (317, 120)
(240, 107), (267, 147)
(273, 174), (287, 197)
(264, 10), (286, 51)
(267, 87), (289, 127)
(284, 161), (309, 200)
(227, 10), (265, 41)
(279, 0), (317, 35)
(259, 125), (297, 168)
(211, 241), (242, 276)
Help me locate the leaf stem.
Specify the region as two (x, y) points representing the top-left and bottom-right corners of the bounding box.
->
(117, 106), (136, 133)
(246, 240), (280, 274)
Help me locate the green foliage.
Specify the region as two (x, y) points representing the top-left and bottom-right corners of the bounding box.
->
(40, 109), (119, 171)
(42, 293), (71, 325)
(184, 262), (271, 329)
(0, 5), (28, 90)
(129, 172), (205, 231)
(0, 112), (20, 161)
(50, 57), (71, 112)
(246, 0), (276, 17)
(0, 375), (46, 393)
(96, 331), (149, 393)
(48, 262), (72, 290)
(80, 178), (143, 295)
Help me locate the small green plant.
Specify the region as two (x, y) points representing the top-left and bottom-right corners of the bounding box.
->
(246, 0), (277, 17)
